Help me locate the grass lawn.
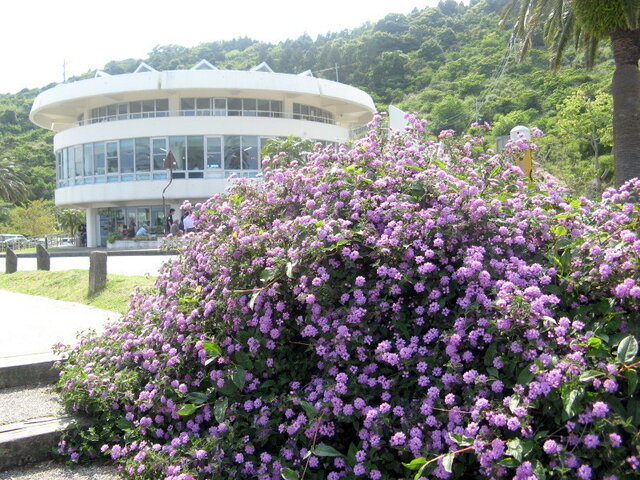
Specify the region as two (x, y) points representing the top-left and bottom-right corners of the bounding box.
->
(0, 270), (157, 314)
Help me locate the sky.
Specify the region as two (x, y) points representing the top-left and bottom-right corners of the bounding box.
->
(0, 0), (462, 95)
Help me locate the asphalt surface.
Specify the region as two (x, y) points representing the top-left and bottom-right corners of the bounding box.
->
(0, 290), (119, 367)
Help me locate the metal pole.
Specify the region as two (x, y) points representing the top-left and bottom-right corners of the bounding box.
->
(162, 151), (177, 232)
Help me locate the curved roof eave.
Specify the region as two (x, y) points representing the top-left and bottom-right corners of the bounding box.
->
(30, 70), (375, 130)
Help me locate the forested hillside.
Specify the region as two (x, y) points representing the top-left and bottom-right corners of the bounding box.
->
(0, 0), (614, 207)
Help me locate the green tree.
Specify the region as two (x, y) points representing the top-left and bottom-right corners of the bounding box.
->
(504, 0), (640, 187)
(260, 136), (316, 163)
(0, 158), (28, 203)
(554, 90), (613, 192)
(2, 200), (58, 237)
(57, 208), (85, 237)
(430, 96), (470, 134)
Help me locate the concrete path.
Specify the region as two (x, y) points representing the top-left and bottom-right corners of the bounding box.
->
(0, 290), (119, 368)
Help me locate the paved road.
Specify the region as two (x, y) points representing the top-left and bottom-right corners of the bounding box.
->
(0, 254), (175, 277)
(0, 289), (119, 366)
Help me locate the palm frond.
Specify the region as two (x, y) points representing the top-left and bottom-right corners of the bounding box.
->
(620, 0), (640, 30)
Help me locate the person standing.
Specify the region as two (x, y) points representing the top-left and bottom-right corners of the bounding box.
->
(165, 208), (175, 234)
(182, 210), (196, 233)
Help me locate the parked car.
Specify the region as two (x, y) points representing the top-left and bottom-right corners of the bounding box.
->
(0, 234), (28, 250)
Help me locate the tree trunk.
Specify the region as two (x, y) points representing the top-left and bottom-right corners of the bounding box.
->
(611, 29), (640, 188)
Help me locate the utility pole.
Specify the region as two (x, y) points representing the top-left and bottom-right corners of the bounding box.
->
(335, 63), (339, 83)
(63, 60), (67, 83)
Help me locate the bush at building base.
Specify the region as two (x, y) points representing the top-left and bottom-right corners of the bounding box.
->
(56, 116), (640, 480)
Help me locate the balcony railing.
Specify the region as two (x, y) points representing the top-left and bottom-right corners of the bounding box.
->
(78, 109), (338, 127)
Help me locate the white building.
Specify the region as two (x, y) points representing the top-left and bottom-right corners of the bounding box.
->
(29, 61), (375, 247)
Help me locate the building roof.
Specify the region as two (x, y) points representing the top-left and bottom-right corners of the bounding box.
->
(30, 62), (375, 132)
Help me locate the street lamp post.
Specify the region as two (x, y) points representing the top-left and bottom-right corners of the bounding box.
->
(162, 151), (177, 232)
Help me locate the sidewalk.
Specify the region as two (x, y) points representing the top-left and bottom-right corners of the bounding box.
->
(0, 290), (119, 369)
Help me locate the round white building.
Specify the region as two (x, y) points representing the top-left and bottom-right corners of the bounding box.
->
(30, 61), (375, 247)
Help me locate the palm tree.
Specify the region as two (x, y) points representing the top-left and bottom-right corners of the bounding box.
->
(0, 158), (28, 203)
(503, 0), (640, 188)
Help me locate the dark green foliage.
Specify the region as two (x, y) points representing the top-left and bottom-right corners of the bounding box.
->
(0, 0), (617, 204)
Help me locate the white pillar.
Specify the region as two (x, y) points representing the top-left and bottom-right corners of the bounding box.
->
(86, 207), (98, 248)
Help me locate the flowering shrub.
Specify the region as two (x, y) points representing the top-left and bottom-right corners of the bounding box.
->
(56, 116), (639, 480)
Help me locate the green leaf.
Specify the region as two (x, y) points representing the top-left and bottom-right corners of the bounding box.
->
(202, 341), (222, 357)
(587, 337), (603, 349)
(347, 443), (358, 468)
(507, 438), (523, 462)
(403, 457), (427, 470)
(260, 268), (276, 283)
(299, 400), (318, 419)
(248, 290), (261, 310)
(551, 225), (568, 237)
(186, 392), (208, 404)
(442, 453), (454, 473)
(204, 357), (218, 367)
(313, 444), (344, 457)
(116, 418), (133, 431)
(487, 367), (499, 378)
(626, 369), (638, 396)
(405, 164), (424, 172)
(217, 380), (239, 397)
(509, 394), (521, 414)
(178, 404), (197, 416)
(449, 433), (474, 447)
(286, 261), (295, 279)
(214, 397), (228, 423)
(496, 457), (519, 468)
(489, 165), (502, 177)
(532, 460), (547, 480)
(433, 159), (446, 169)
(579, 370), (604, 382)
(232, 367), (246, 390)
(415, 463), (428, 480)
(617, 335), (638, 363)
(569, 199), (582, 208)
(561, 387), (584, 418)
(517, 368), (535, 386)
(234, 351), (254, 369)
(281, 468), (299, 480)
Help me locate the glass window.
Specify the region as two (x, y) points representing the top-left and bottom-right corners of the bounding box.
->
(84, 143), (94, 176)
(196, 98), (210, 115)
(181, 98), (195, 116)
(135, 138), (150, 172)
(117, 103), (128, 119)
(258, 99), (270, 117)
(206, 137), (222, 168)
(169, 136), (186, 170)
(187, 136), (204, 170)
(213, 98), (226, 116)
(228, 98), (242, 116)
(107, 141), (119, 173)
(243, 98), (257, 116)
(120, 139), (134, 173)
(142, 100), (154, 117)
(106, 105), (117, 121)
(74, 145), (83, 177)
(224, 135), (241, 169)
(152, 138), (167, 170)
(130, 101), (142, 118)
(242, 136), (259, 170)
(156, 99), (168, 113)
(63, 148), (69, 179)
(94, 142), (105, 175)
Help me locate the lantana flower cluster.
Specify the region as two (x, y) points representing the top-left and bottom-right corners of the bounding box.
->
(56, 115), (639, 480)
